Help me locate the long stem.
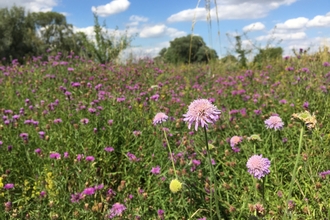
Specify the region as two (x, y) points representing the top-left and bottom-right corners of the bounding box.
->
(286, 126), (304, 219)
(204, 127), (221, 219)
(163, 128), (178, 179)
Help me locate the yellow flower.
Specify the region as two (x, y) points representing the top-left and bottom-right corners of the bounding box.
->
(169, 179), (182, 193)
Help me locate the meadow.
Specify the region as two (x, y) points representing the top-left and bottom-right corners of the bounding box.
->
(0, 50), (330, 220)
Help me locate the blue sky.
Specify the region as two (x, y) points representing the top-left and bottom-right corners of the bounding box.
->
(1, 0), (330, 60)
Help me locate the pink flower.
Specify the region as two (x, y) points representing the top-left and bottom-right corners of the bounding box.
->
(153, 112), (168, 125)
(183, 99), (221, 131)
(264, 116), (284, 130)
(247, 155), (271, 179)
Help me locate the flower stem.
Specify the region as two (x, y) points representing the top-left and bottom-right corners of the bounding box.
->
(286, 126), (304, 219)
(204, 127), (221, 219)
(163, 128), (178, 179)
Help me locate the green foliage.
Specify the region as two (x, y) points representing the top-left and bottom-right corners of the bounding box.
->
(158, 35), (218, 64)
(253, 47), (283, 66)
(80, 14), (133, 64)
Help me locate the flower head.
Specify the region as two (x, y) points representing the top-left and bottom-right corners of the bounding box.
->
(230, 136), (243, 147)
(183, 99), (221, 131)
(264, 116), (284, 130)
(108, 203), (126, 219)
(246, 155), (271, 179)
(169, 179), (182, 193)
(153, 112), (168, 125)
(150, 166), (161, 175)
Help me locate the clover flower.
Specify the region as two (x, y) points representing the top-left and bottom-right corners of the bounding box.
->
(183, 99), (221, 131)
(246, 154), (271, 179)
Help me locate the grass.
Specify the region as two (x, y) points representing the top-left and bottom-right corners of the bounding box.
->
(0, 52), (330, 219)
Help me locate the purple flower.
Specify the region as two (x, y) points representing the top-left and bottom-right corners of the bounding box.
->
(150, 166), (161, 175)
(80, 118), (89, 124)
(264, 116), (284, 130)
(108, 203), (126, 219)
(303, 101), (309, 109)
(54, 118), (62, 124)
(108, 120), (113, 125)
(35, 148), (42, 155)
(183, 99), (221, 131)
(230, 136), (243, 148)
(158, 209), (165, 219)
(38, 131), (45, 139)
(153, 112), (168, 125)
(85, 156), (95, 162)
(20, 133), (28, 140)
(70, 192), (84, 203)
(49, 152), (61, 159)
(319, 170), (330, 178)
(64, 152), (69, 158)
(104, 147), (114, 152)
(246, 155), (271, 179)
(40, 191), (46, 198)
(4, 183), (14, 189)
(83, 187), (95, 195)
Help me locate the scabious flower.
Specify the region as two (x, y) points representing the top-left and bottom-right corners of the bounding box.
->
(150, 166), (161, 175)
(264, 116), (284, 130)
(246, 155), (271, 179)
(183, 99), (221, 131)
(169, 179), (182, 193)
(230, 136), (243, 152)
(108, 203), (126, 219)
(153, 112), (168, 125)
(319, 170), (330, 179)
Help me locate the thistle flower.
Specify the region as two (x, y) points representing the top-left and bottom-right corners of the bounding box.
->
(264, 116), (284, 130)
(246, 155), (271, 179)
(153, 112), (168, 125)
(150, 166), (161, 175)
(169, 179), (182, 193)
(183, 99), (221, 131)
(108, 203), (126, 219)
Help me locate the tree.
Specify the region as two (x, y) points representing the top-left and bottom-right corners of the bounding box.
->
(81, 14), (133, 64)
(253, 47), (283, 65)
(158, 35), (218, 64)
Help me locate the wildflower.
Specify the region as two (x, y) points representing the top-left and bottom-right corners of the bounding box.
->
(38, 131), (45, 139)
(4, 183), (14, 189)
(49, 152), (61, 159)
(64, 152), (69, 158)
(108, 120), (113, 125)
(153, 112), (168, 125)
(70, 192), (84, 203)
(169, 179), (182, 193)
(230, 136), (243, 147)
(319, 170), (330, 179)
(83, 187), (95, 195)
(150, 166), (161, 175)
(80, 118), (89, 124)
(108, 203), (126, 219)
(85, 156), (95, 162)
(104, 147), (114, 152)
(303, 101), (309, 109)
(158, 209), (165, 219)
(264, 116), (284, 130)
(53, 118), (62, 124)
(183, 99), (221, 131)
(19, 133), (28, 140)
(34, 148), (42, 155)
(246, 155), (271, 179)
(40, 191), (46, 198)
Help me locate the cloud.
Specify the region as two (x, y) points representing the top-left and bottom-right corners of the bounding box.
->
(256, 32), (306, 41)
(306, 14), (330, 28)
(91, 0), (130, 17)
(243, 22), (265, 32)
(276, 17), (309, 29)
(167, 0), (298, 23)
(139, 24), (186, 38)
(0, 0), (58, 12)
(126, 15), (148, 26)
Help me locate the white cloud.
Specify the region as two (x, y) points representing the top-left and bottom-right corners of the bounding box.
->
(91, 0), (130, 17)
(243, 22), (265, 32)
(167, 0), (298, 23)
(0, 0), (58, 12)
(127, 15), (148, 26)
(306, 14), (330, 27)
(256, 32), (306, 41)
(276, 17), (308, 29)
(139, 25), (186, 38)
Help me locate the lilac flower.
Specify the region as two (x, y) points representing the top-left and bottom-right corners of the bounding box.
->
(70, 192), (84, 203)
(183, 99), (221, 131)
(246, 155), (271, 179)
(4, 183), (14, 189)
(150, 166), (161, 175)
(83, 187), (95, 195)
(264, 116), (284, 130)
(85, 156), (95, 162)
(108, 203), (126, 219)
(49, 152), (61, 159)
(153, 112), (168, 125)
(104, 147), (114, 152)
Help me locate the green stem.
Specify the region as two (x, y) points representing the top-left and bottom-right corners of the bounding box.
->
(286, 126), (304, 219)
(204, 127), (221, 219)
(163, 128), (178, 179)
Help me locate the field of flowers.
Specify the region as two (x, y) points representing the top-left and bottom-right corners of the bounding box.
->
(0, 51), (330, 219)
